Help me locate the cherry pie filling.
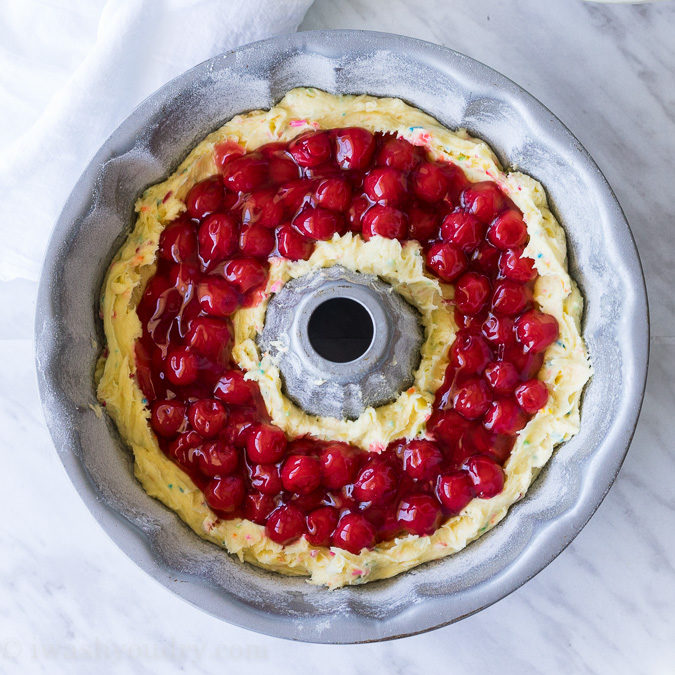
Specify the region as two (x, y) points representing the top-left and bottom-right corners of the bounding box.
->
(135, 128), (559, 555)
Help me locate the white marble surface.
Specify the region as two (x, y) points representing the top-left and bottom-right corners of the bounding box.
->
(2, 0), (674, 673)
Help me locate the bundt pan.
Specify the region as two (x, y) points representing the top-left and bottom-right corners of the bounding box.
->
(35, 31), (648, 643)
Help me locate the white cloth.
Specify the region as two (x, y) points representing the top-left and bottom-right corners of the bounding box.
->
(0, 0), (313, 282)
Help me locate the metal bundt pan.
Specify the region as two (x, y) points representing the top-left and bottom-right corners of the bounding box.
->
(35, 31), (649, 643)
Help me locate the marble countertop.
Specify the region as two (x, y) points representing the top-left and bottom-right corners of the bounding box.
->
(2, 0), (674, 673)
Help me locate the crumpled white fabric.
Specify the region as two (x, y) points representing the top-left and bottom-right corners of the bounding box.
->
(0, 0), (313, 282)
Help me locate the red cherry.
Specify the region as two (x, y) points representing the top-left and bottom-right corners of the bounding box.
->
(287, 437), (319, 456)
(491, 280), (533, 316)
(165, 348), (199, 386)
(244, 492), (276, 524)
(214, 140), (245, 170)
(291, 488), (325, 513)
(281, 455), (321, 494)
(412, 162), (449, 203)
(196, 277), (239, 317)
(436, 471), (474, 513)
(464, 455), (504, 498)
(487, 434), (517, 465)
(292, 206), (343, 240)
(185, 317), (232, 362)
(204, 475), (245, 513)
(239, 223), (275, 258)
(256, 141), (288, 156)
(361, 204), (407, 240)
(454, 272), (491, 315)
(168, 430), (202, 466)
(441, 211), (485, 253)
(504, 343), (545, 380)
(246, 423), (287, 464)
(139, 274), (181, 328)
(141, 284), (178, 328)
(488, 210), (528, 249)
(483, 398), (527, 434)
(222, 258), (268, 294)
(426, 242), (467, 282)
(472, 242), (502, 276)
(158, 219), (197, 264)
(363, 167), (407, 206)
(332, 513), (376, 553)
(289, 131), (332, 167)
(353, 460), (397, 505)
(320, 443), (359, 489)
(214, 370), (253, 405)
(515, 379), (549, 413)
(459, 423), (493, 459)
(407, 205), (439, 242)
(461, 182), (506, 223)
(347, 195), (371, 232)
(197, 212), (238, 269)
(453, 306), (487, 333)
(333, 127), (376, 170)
(150, 400), (186, 438)
(168, 261), (198, 299)
(482, 313), (515, 346)
(515, 310), (559, 353)
(186, 177), (224, 219)
(499, 248), (537, 282)
(449, 331), (492, 374)
(304, 164), (340, 183)
(241, 189), (284, 228)
(453, 377), (492, 420)
(275, 179), (314, 216)
(266, 504), (306, 544)
(188, 399), (228, 438)
(223, 408), (258, 447)
(141, 345), (170, 396)
(483, 361), (519, 394)
(250, 463), (283, 495)
(305, 506), (339, 546)
(429, 409), (472, 448)
(147, 278), (186, 334)
(402, 440), (443, 481)
(376, 136), (421, 171)
(277, 224), (314, 261)
(222, 152), (268, 192)
(442, 163), (471, 203)
(314, 177), (351, 212)
(268, 152), (300, 185)
(396, 494), (442, 536)
(174, 296), (201, 344)
(195, 440), (238, 477)
(137, 275), (172, 325)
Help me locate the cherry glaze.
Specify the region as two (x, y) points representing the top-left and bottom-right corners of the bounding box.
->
(136, 129), (559, 553)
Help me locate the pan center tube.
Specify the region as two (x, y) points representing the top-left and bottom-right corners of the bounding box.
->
(257, 266), (423, 420)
